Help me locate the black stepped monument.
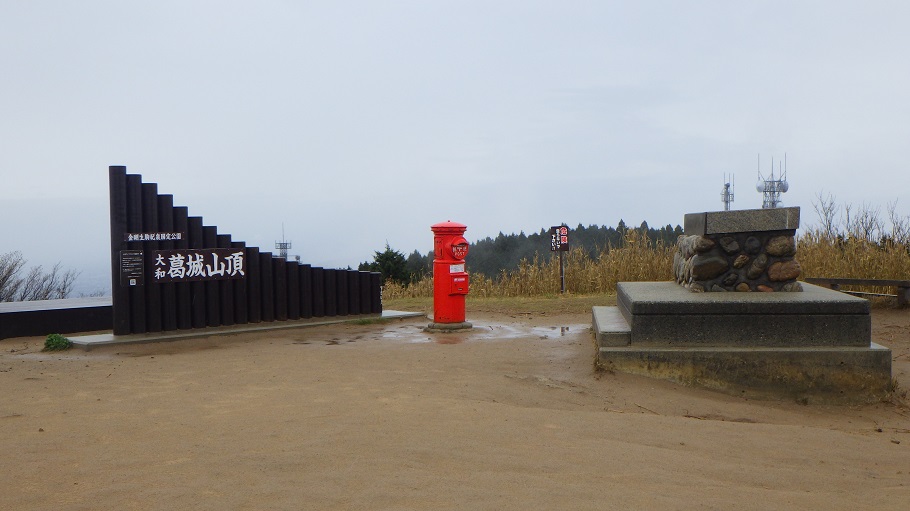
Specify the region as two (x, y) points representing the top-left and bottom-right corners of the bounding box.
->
(109, 165), (381, 336)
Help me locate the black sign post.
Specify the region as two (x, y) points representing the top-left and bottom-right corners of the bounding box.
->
(550, 225), (569, 293)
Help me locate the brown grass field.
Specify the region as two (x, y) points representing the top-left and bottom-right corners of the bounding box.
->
(386, 230), (910, 299)
(1, 293), (908, 510)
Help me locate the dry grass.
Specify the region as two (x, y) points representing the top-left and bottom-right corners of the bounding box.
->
(384, 230), (673, 299)
(383, 229), (910, 304)
(798, 230), (910, 296)
(384, 294), (616, 317)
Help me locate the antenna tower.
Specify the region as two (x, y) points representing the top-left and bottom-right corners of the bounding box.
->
(721, 173), (735, 211)
(275, 223), (292, 259)
(756, 153), (789, 208)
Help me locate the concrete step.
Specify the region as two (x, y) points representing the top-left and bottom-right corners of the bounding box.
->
(597, 342), (892, 403)
(592, 306), (630, 347)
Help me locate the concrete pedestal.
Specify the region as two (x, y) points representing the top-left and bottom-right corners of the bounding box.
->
(424, 322), (473, 333)
(593, 282), (892, 402)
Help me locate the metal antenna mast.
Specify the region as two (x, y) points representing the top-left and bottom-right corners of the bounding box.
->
(756, 153), (789, 208)
(275, 223), (292, 259)
(721, 173), (735, 211)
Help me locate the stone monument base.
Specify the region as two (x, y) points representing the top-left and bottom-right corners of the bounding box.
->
(424, 321), (473, 333)
(593, 282), (892, 403)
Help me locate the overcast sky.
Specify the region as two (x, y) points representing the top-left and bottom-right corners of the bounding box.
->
(2, 1), (909, 293)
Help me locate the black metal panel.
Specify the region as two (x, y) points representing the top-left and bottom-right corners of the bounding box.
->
(360, 272), (371, 316)
(126, 174), (146, 334)
(109, 166), (130, 335)
(158, 194), (178, 331)
(203, 226), (220, 327)
(246, 246), (261, 323)
(273, 257), (288, 322)
(187, 217), (206, 329)
(231, 241), (248, 325)
(217, 234), (234, 326)
(287, 262), (300, 320)
(141, 183), (162, 333)
(173, 206), (192, 330)
(324, 269), (337, 317)
(260, 252), (275, 322)
(0, 299), (113, 339)
(311, 267), (325, 317)
(336, 269), (348, 316)
(348, 270), (361, 315)
(370, 272), (382, 313)
(299, 264), (313, 319)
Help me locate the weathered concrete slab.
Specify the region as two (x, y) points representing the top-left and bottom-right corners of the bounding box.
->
(618, 281), (869, 316)
(624, 312), (870, 347)
(70, 310), (424, 350)
(684, 207), (800, 235)
(616, 282), (870, 347)
(592, 306), (631, 347)
(597, 343), (892, 403)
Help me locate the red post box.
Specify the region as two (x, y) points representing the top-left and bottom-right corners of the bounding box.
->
(427, 220), (473, 331)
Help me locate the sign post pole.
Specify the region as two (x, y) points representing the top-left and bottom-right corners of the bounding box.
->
(559, 250), (565, 294)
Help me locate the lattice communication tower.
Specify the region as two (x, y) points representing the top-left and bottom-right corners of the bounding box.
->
(721, 173), (734, 211)
(275, 224), (292, 259)
(756, 154), (789, 209)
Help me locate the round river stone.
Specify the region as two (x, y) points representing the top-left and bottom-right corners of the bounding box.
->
(747, 253), (768, 279)
(691, 254), (729, 280)
(719, 236), (740, 254)
(766, 235), (796, 257)
(693, 236), (716, 253)
(744, 236), (762, 254)
(768, 260), (802, 281)
(733, 254), (750, 269)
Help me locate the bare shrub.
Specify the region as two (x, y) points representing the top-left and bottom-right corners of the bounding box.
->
(812, 192), (840, 241)
(0, 251), (79, 302)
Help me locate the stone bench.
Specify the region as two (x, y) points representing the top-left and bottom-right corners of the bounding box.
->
(804, 278), (910, 307)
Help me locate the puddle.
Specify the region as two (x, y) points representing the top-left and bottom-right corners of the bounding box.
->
(374, 322), (590, 344)
(434, 337), (464, 345)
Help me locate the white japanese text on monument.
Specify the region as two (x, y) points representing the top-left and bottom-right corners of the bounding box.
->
(152, 249), (246, 283)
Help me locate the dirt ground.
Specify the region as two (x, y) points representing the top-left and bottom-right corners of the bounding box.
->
(1, 307), (908, 510)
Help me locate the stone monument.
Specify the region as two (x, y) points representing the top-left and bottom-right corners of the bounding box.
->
(593, 207), (892, 402)
(675, 207), (802, 292)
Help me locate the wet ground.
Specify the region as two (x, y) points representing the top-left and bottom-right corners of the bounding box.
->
(1, 311), (909, 510)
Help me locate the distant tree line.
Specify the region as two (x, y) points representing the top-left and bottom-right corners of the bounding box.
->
(360, 221), (683, 285)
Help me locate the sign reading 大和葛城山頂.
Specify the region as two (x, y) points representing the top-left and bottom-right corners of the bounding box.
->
(124, 232), (186, 242)
(152, 249), (246, 283)
(108, 166), (384, 337)
(550, 226), (569, 252)
(120, 250), (144, 286)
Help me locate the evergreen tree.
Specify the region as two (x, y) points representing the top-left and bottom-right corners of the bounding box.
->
(358, 244), (410, 286)
(360, 220), (683, 281)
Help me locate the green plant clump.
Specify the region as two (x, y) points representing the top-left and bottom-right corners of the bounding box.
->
(43, 333), (72, 351)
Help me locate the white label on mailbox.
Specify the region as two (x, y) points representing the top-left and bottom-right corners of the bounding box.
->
(449, 264), (465, 273)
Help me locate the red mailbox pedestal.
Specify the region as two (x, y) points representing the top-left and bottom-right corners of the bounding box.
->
(426, 220), (473, 332)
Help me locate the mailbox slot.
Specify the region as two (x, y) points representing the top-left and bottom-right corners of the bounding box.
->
(450, 273), (469, 295)
(449, 236), (469, 260)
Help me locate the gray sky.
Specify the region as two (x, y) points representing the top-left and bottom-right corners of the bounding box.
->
(2, 1), (909, 293)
